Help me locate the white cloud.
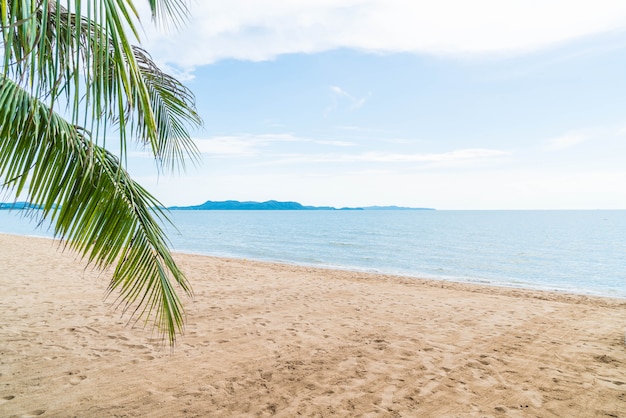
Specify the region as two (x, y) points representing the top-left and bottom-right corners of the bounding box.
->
(195, 137), (258, 156)
(192, 133), (361, 157)
(330, 86), (368, 109)
(545, 133), (589, 151)
(194, 133), (302, 156)
(325, 85), (370, 116)
(543, 123), (626, 151)
(354, 148), (510, 164)
(259, 148), (511, 167)
(137, 0), (626, 71)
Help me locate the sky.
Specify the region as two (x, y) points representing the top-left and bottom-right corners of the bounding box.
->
(126, 0), (626, 209)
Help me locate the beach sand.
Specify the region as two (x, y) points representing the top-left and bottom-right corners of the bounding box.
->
(1, 234), (625, 417)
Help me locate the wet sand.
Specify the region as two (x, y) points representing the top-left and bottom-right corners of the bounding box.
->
(1, 233), (625, 417)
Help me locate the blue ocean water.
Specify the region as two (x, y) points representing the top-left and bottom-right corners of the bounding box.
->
(1, 210), (625, 298)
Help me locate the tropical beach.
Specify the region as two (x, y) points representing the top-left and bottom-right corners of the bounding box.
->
(1, 233), (625, 417)
(3, 0), (626, 417)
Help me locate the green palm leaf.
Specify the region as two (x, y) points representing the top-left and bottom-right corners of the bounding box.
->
(1, 0), (202, 345)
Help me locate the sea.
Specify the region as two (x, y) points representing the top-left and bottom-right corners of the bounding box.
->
(1, 209), (625, 298)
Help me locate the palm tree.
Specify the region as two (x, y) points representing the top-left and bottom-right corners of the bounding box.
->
(0, 0), (202, 345)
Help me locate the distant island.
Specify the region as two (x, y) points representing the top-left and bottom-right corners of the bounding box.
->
(0, 201), (42, 210)
(168, 200), (434, 211)
(1, 200), (435, 211)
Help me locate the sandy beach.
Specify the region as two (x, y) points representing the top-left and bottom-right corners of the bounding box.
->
(1, 234), (625, 417)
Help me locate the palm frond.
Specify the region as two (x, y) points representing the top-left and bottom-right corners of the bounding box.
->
(0, 76), (191, 344)
(0, 0), (201, 345)
(133, 46), (201, 171)
(1, 0), (201, 168)
(147, 0), (190, 29)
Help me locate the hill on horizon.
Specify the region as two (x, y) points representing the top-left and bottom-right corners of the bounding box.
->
(167, 200), (434, 211)
(0, 201), (43, 210)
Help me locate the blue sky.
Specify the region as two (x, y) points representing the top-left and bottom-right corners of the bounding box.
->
(128, 1), (626, 209)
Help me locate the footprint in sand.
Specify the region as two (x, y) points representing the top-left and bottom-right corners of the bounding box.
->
(0, 395), (15, 405)
(65, 371), (87, 385)
(21, 410), (45, 417)
(69, 375), (87, 385)
(380, 385), (396, 408)
(131, 355), (155, 364)
(123, 343), (148, 350)
(107, 335), (129, 341)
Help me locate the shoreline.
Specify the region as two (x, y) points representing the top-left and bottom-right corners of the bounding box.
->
(3, 230), (625, 301)
(3, 208), (626, 300)
(1, 233), (625, 416)
(184, 251), (626, 303)
(178, 250), (626, 308)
